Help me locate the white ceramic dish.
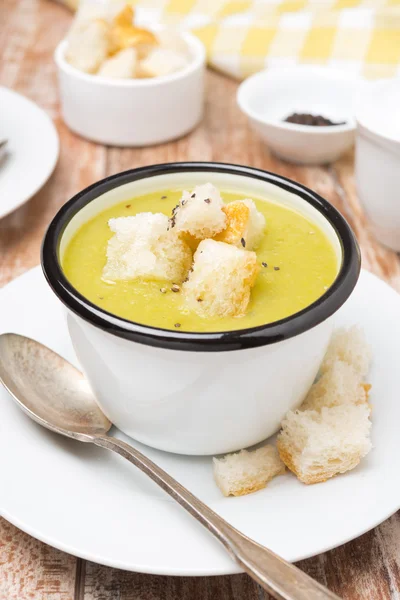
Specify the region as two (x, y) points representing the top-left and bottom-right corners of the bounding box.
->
(0, 87), (59, 220)
(1, 266), (399, 574)
(54, 30), (205, 147)
(237, 67), (362, 165)
(41, 164), (359, 456)
(355, 79), (400, 253)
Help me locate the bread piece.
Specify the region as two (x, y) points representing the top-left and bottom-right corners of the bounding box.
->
(213, 445), (286, 497)
(71, 2), (127, 27)
(301, 360), (370, 412)
(108, 5), (157, 59)
(171, 183), (226, 241)
(112, 5), (135, 27)
(66, 19), (111, 74)
(110, 25), (158, 58)
(277, 404), (372, 484)
(139, 47), (189, 78)
(321, 326), (372, 378)
(215, 199), (265, 250)
(103, 213), (192, 283)
(98, 47), (137, 78)
(183, 239), (259, 318)
(157, 28), (190, 57)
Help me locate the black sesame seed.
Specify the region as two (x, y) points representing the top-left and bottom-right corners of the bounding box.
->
(274, 266), (280, 271)
(262, 262), (267, 268)
(161, 195), (167, 199)
(191, 193), (196, 198)
(241, 237), (246, 247)
(125, 204), (131, 208)
(181, 199), (187, 206)
(204, 198), (211, 204)
(174, 323), (181, 328)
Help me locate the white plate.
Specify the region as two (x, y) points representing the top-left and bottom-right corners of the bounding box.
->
(0, 267), (399, 576)
(0, 87), (59, 219)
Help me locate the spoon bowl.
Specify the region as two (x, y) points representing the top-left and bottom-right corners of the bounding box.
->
(0, 333), (111, 440)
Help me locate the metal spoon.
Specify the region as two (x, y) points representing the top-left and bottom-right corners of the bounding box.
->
(0, 333), (341, 600)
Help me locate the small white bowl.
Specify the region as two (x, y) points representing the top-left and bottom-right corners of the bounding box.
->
(355, 79), (400, 252)
(54, 31), (206, 147)
(237, 66), (362, 165)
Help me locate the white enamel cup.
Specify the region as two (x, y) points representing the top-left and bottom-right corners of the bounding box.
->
(42, 163), (360, 455)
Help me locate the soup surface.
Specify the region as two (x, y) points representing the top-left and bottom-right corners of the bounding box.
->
(62, 189), (338, 332)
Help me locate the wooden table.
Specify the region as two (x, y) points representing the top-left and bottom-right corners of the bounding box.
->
(1, 1), (400, 598)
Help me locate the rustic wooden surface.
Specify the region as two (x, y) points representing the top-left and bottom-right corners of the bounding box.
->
(1, 0), (400, 599)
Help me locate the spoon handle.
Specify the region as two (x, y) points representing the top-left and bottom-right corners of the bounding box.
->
(94, 435), (340, 600)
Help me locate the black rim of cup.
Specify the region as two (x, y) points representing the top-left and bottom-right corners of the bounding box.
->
(41, 162), (361, 352)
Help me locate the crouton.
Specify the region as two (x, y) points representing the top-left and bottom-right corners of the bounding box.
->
(301, 360), (370, 412)
(98, 47), (137, 79)
(183, 239), (259, 318)
(110, 24), (158, 58)
(112, 5), (135, 28)
(213, 446), (286, 497)
(157, 28), (190, 57)
(321, 326), (372, 378)
(139, 47), (189, 78)
(171, 183), (226, 241)
(66, 19), (110, 74)
(277, 404), (372, 484)
(102, 213), (192, 284)
(215, 199), (265, 250)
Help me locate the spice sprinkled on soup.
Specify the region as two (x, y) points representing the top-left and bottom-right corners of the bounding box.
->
(62, 184), (338, 332)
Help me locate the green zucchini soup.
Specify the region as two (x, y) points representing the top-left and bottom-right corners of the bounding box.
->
(62, 187), (339, 332)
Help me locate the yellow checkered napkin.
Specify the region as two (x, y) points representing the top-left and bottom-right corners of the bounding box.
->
(57, 0), (400, 79)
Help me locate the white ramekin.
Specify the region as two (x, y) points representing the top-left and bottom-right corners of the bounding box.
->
(42, 163), (360, 455)
(54, 32), (205, 147)
(355, 79), (400, 252)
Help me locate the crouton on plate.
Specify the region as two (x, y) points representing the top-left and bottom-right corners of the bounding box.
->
(215, 199), (265, 250)
(98, 48), (137, 79)
(301, 360), (370, 412)
(102, 213), (192, 283)
(183, 239), (259, 318)
(171, 183), (226, 240)
(213, 446), (285, 497)
(277, 404), (372, 484)
(321, 325), (372, 378)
